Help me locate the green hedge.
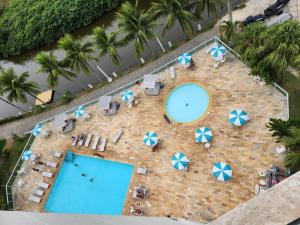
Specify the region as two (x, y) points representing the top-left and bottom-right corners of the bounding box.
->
(0, 0), (124, 58)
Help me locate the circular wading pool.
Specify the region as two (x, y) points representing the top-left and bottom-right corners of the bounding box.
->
(165, 83), (210, 123)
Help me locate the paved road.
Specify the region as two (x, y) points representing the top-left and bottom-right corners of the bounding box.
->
(0, 28), (217, 138)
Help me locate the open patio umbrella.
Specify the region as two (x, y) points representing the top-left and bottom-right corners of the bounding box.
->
(74, 105), (85, 118)
(229, 109), (249, 126)
(143, 132), (158, 147)
(121, 90), (134, 102)
(32, 124), (42, 136)
(172, 152), (189, 170)
(209, 44), (226, 61)
(22, 150), (32, 161)
(195, 127), (212, 143)
(212, 162), (232, 181)
(178, 53), (191, 65)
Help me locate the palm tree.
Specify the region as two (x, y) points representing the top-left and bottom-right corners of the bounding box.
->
(150, 0), (195, 36)
(281, 127), (300, 148)
(227, 0), (233, 22)
(220, 20), (239, 45)
(186, 0), (223, 19)
(0, 67), (44, 104)
(116, 1), (157, 57)
(57, 34), (102, 83)
(263, 20), (300, 83)
(285, 151), (300, 173)
(0, 96), (26, 112)
(92, 26), (121, 65)
(35, 52), (78, 90)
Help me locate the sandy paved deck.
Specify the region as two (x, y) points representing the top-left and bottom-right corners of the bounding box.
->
(13, 45), (286, 222)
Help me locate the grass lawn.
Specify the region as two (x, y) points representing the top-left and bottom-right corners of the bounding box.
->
(282, 72), (300, 119)
(0, 134), (30, 203)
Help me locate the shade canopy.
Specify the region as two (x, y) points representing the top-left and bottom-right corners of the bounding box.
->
(209, 44), (226, 61)
(171, 152), (189, 170)
(74, 106), (85, 118)
(22, 150), (32, 161)
(212, 162), (232, 181)
(143, 131), (158, 147)
(142, 74), (159, 89)
(195, 127), (212, 143)
(178, 53), (191, 65)
(229, 109), (249, 126)
(121, 90), (134, 102)
(32, 124), (42, 136)
(99, 96), (113, 110)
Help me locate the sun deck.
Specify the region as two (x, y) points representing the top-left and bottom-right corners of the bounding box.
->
(13, 44), (286, 221)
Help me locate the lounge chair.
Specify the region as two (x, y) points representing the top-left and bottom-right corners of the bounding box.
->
(28, 195), (41, 204)
(275, 145), (286, 154)
(91, 136), (100, 150)
(84, 134), (92, 147)
(99, 138), (107, 152)
(169, 66), (175, 79)
(132, 186), (148, 200)
(255, 184), (267, 195)
(38, 182), (49, 189)
(46, 161), (57, 168)
(53, 152), (62, 158)
(129, 207), (143, 216)
(42, 171), (53, 178)
(112, 130), (123, 144)
(32, 189), (44, 197)
(71, 135), (78, 146)
(78, 133), (86, 146)
(137, 167), (148, 175)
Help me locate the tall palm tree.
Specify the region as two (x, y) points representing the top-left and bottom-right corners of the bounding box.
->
(58, 34), (102, 82)
(0, 67), (44, 104)
(35, 52), (78, 90)
(186, 0), (223, 19)
(116, 1), (157, 57)
(150, 0), (195, 36)
(263, 20), (300, 83)
(92, 26), (121, 65)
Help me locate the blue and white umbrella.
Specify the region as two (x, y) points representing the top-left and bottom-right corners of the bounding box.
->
(143, 132), (158, 147)
(172, 152), (189, 170)
(32, 124), (42, 136)
(229, 109), (249, 126)
(178, 53), (192, 65)
(74, 105), (85, 118)
(195, 127), (212, 143)
(121, 90), (134, 102)
(212, 162), (232, 181)
(22, 150), (32, 161)
(209, 44), (226, 61)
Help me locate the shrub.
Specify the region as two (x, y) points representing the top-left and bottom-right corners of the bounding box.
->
(61, 91), (74, 104)
(0, 0), (124, 58)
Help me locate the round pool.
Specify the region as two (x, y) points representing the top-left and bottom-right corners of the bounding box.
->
(165, 83), (210, 123)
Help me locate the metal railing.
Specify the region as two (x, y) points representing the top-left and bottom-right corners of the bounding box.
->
(4, 36), (290, 208)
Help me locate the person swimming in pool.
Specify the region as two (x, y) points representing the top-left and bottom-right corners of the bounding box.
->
(90, 178), (94, 182)
(74, 163), (79, 167)
(81, 173), (86, 177)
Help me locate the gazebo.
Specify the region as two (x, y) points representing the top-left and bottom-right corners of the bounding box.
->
(141, 74), (161, 96)
(99, 96), (118, 116)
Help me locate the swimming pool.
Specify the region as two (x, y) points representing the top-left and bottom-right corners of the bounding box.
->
(165, 83), (210, 123)
(44, 154), (133, 215)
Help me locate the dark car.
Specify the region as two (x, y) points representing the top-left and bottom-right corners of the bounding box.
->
(243, 14), (265, 26)
(264, 0), (290, 17)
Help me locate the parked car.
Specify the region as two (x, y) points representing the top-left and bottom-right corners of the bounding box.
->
(266, 12), (293, 26)
(264, 0), (290, 17)
(243, 14), (265, 26)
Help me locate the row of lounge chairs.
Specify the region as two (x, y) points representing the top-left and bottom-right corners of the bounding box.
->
(29, 152), (62, 204)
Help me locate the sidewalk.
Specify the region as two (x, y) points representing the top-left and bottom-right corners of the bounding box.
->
(0, 28), (216, 139)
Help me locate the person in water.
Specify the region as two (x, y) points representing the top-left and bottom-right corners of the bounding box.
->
(81, 173), (86, 177)
(90, 178), (94, 182)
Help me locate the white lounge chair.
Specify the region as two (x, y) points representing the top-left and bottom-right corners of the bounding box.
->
(112, 130), (123, 144)
(84, 134), (93, 147)
(28, 195), (41, 204)
(91, 136), (100, 150)
(38, 182), (49, 189)
(99, 138), (107, 152)
(53, 152), (62, 158)
(78, 133), (86, 146)
(42, 171), (53, 178)
(169, 66), (175, 79)
(46, 161), (57, 168)
(137, 167), (148, 175)
(71, 135), (78, 146)
(32, 189), (44, 196)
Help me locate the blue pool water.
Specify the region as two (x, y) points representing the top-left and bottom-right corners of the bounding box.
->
(165, 83), (210, 123)
(44, 154), (134, 215)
